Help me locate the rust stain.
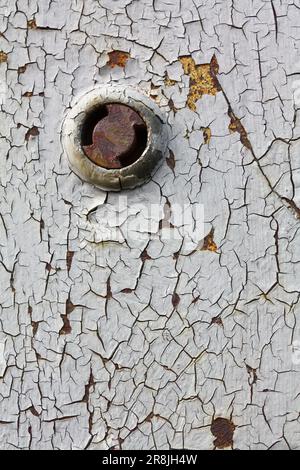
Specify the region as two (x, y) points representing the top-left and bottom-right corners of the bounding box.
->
(59, 314), (72, 335)
(211, 417), (236, 449)
(66, 298), (75, 316)
(210, 316), (223, 327)
(106, 277), (112, 300)
(83, 371), (95, 403)
(282, 196), (300, 220)
(18, 65), (27, 74)
(59, 297), (74, 335)
(168, 98), (178, 113)
(172, 292), (180, 308)
(228, 108), (252, 150)
(31, 321), (39, 336)
(210, 53), (219, 75)
(145, 412), (155, 422)
(150, 83), (160, 103)
(201, 228), (218, 252)
(27, 19), (37, 29)
(140, 249), (152, 261)
(107, 50), (130, 68)
(66, 250), (74, 273)
(0, 51), (8, 63)
(25, 126), (39, 141)
(23, 91), (34, 98)
(180, 54), (221, 111)
(201, 126), (212, 144)
(166, 150), (176, 172)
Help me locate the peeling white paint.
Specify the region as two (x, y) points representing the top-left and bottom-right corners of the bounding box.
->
(0, 0), (300, 451)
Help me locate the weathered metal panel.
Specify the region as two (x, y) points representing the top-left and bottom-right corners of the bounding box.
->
(0, 0), (300, 450)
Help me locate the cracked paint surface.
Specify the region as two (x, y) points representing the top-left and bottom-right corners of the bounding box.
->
(0, 0), (300, 451)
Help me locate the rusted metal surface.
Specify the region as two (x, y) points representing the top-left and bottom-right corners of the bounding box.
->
(63, 86), (166, 191)
(82, 104), (146, 169)
(107, 51), (130, 68)
(211, 418), (236, 449)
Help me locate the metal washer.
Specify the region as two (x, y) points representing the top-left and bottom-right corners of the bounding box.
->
(62, 85), (168, 191)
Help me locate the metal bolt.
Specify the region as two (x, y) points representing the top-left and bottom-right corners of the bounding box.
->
(62, 85), (168, 191)
(82, 104), (147, 169)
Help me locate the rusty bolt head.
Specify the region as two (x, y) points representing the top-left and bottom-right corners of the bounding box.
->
(82, 104), (146, 169)
(62, 85), (168, 191)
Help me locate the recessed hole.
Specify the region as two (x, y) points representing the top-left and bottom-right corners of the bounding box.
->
(81, 104), (109, 146)
(118, 123), (148, 167)
(63, 84), (167, 190)
(81, 103), (148, 169)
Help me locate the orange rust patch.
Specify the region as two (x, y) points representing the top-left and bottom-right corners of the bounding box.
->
(211, 417), (236, 449)
(107, 50), (130, 68)
(27, 19), (37, 29)
(180, 54), (221, 111)
(201, 126), (212, 144)
(0, 51), (8, 63)
(201, 228), (218, 252)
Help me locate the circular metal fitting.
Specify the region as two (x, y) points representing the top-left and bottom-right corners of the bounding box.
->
(62, 85), (168, 191)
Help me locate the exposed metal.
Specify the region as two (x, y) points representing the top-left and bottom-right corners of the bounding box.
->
(82, 103), (147, 170)
(62, 85), (168, 191)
